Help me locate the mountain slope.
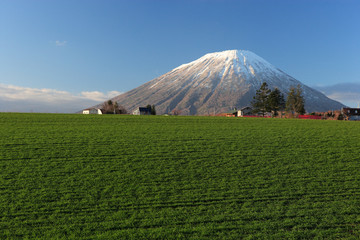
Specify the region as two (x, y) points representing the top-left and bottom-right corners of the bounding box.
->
(105, 50), (344, 115)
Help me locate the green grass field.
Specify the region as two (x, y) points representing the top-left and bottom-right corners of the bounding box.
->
(1, 113), (359, 239)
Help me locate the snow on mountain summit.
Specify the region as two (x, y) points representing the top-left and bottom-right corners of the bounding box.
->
(172, 50), (282, 88)
(175, 50), (276, 72)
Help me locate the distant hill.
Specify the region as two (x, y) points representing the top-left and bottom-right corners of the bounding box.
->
(93, 50), (345, 115)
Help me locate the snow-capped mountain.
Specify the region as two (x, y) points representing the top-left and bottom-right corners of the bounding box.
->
(104, 50), (344, 115)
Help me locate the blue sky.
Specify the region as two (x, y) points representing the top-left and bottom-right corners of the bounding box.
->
(1, 0), (360, 112)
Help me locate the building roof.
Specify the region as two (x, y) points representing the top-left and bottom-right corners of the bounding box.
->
(139, 107), (151, 111)
(83, 107), (102, 110)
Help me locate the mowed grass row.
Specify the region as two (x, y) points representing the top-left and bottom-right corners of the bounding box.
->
(0, 113), (359, 239)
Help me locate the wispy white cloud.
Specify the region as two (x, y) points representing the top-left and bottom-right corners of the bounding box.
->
(0, 83), (122, 113)
(55, 40), (67, 47)
(326, 92), (360, 108)
(314, 83), (360, 108)
(80, 90), (122, 102)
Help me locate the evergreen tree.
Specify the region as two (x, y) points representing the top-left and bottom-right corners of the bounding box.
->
(268, 88), (285, 116)
(251, 82), (271, 117)
(286, 85), (305, 115)
(146, 104), (156, 115)
(295, 85), (305, 115)
(286, 86), (296, 114)
(114, 101), (118, 114)
(151, 105), (156, 115)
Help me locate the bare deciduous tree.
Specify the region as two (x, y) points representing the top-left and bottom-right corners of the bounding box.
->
(102, 100), (128, 114)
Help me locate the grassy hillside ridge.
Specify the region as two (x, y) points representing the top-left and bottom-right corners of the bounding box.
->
(0, 113), (359, 239)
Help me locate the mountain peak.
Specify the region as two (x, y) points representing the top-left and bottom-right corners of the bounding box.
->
(174, 50), (275, 76)
(194, 49), (251, 63)
(96, 50), (344, 115)
(201, 49), (263, 61)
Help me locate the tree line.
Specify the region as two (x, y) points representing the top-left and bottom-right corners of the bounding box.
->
(102, 100), (128, 114)
(146, 104), (156, 115)
(101, 100), (157, 115)
(251, 82), (305, 117)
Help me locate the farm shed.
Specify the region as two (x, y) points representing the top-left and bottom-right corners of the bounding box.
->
(342, 107), (360, 121)
(82, 108), (103, 114)
(133, 107), (152, 115)
(238, 107), (252, 117)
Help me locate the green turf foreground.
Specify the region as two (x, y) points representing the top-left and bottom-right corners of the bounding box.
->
(0, 113), (359, 239)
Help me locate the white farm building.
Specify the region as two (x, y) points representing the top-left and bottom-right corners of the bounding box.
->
(82, 108), (103, 114)
(237, 107), (252, 117)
